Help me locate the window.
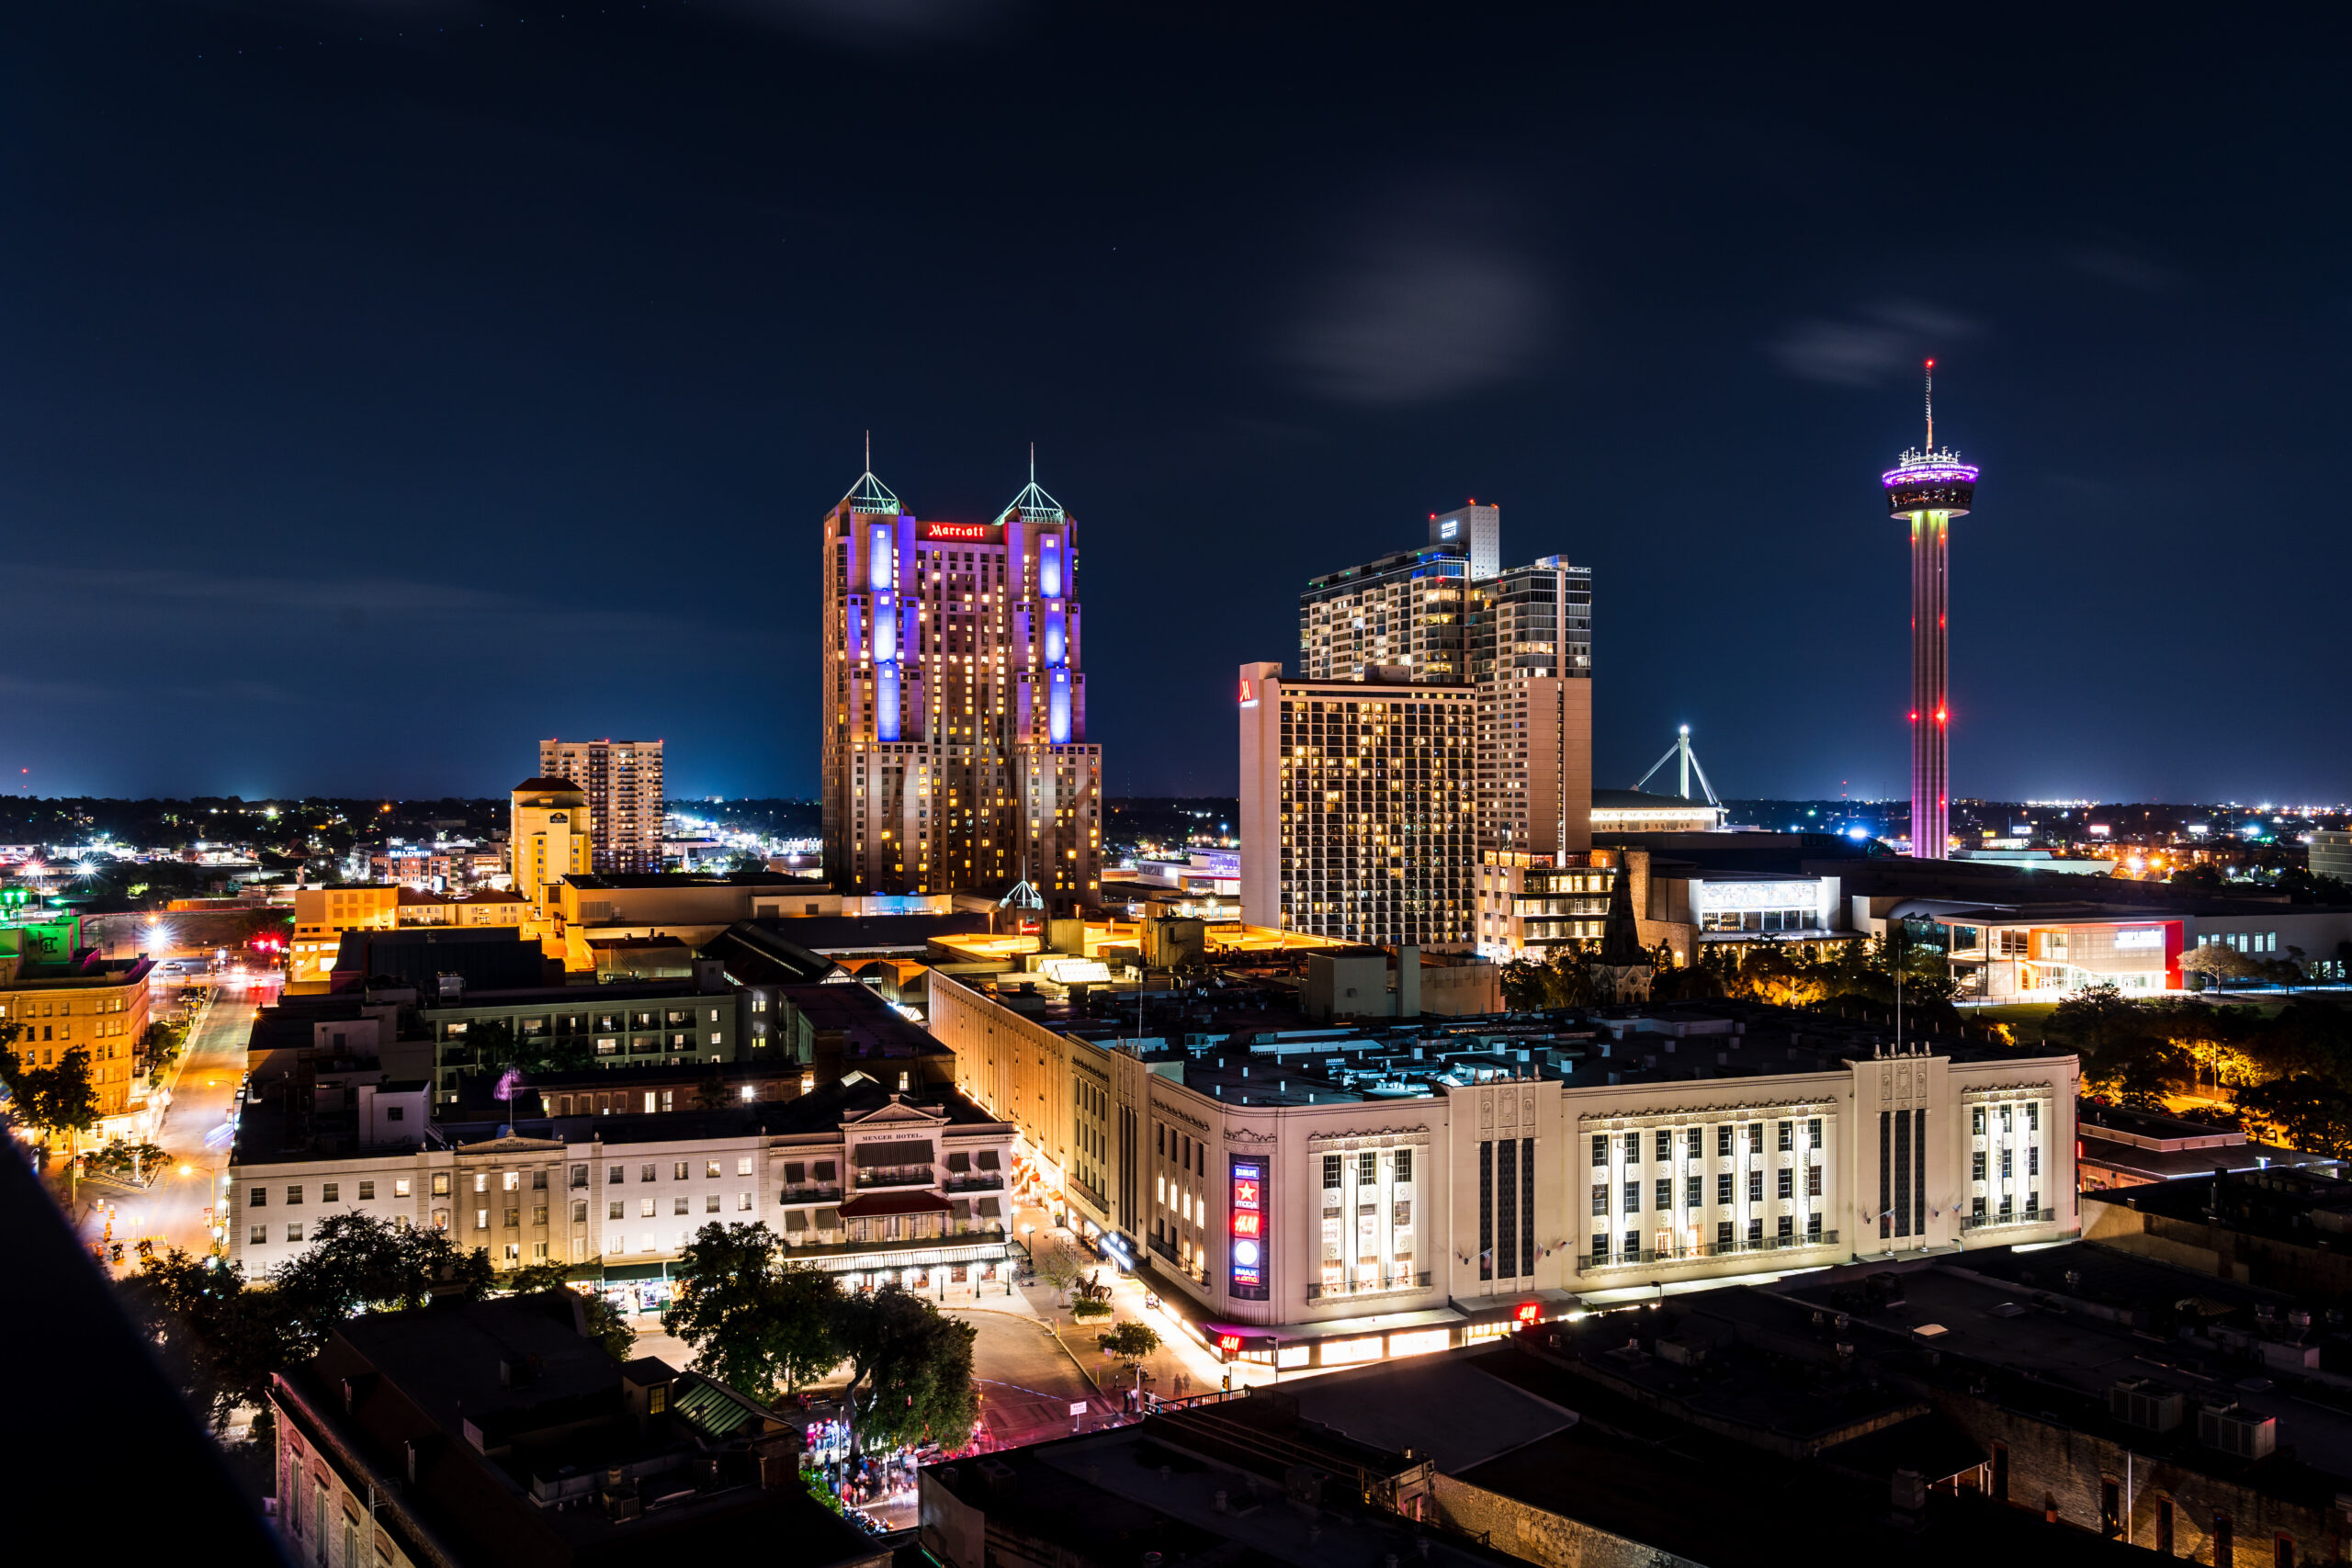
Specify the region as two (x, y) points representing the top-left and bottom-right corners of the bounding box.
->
(1622, 1133), (1640, 1160)
(249, 1225), (266, 1245)
(1654, 1130), (1671, 1161)
(738, 1191), (752, 1211)
(1807, 1118), (1822, 1145)
(1747, 1122), (1763, 1150)
(1395, 1149), (1412, 1182)
(609, 1201), (624, 1220)
(357, 1181), (374, 1201)
(1654, 1178), (1672, 1211)
(1716, 1173), (1733, 1205)
(640, 1199), (656, 1218)
(1806, 1212), (1822, 1239)
(640, 1164), (656, 1182)
(674, 1197), (690, 1215)
(1807, 1165), (1822, 1197)
(1777, 1121), (1792, 1152)
(503, 1207), (519, 1228)
(1716, 1124), (1733, 1156)
(474, 1209), (489, 1230)
(1623, 1181), (1641, 1213)
(287, 1223), (304, 1243)
(432, 1173), (450, 1197)
(2028, 1146), (2040, 1176)
(394, 1179), (411, 1199)
(1591, 1183), (1609, 1215)
(1778, 1168), (1794, 1200)
(706, 1161), (721, 1179)
(1685, 1128), (1702, 1159)
(1973, 1152), (1987, 1181)
(737, 1156), (754, 1177)
(250, 1188), (267, 1207)
(1776, 1214), (1792, 1241)
(1683, 1176), (1701, 1208)
(473, 1174), (489, 1194)
(1972, 1107), (1986, 1135)
(1591, 1135), (1607, 1168)
(1747, 1217), (1762, 1243)
(1747, 1170), (1763, 1202)
(705, 1194), (720, 1213)
(322, 1183), (339, 1202)
(287, 1185), (304, 1205)
(570, 1165), (588, 1188)
(1358, 1151), (1377, 1181)
(572, 1201), (588, 1223)
(502, 1171), (520, 1192)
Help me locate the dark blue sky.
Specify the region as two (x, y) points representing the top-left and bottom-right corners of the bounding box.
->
(6, 3), (2348, 804)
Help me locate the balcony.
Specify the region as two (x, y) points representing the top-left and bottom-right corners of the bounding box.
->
(854, 1167), (935, 1192)
(1578, 1232), (1840, 1273)
(1960, 1208), (2056, 1234)
(1306, 1271), (1432, 1302)
(944, 1174), (1005, 1194)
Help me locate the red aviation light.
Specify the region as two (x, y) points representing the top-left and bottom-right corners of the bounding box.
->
(1935, 708), (1948, 726)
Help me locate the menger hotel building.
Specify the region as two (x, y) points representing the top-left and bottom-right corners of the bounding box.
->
(930, 969), (2077, 1364)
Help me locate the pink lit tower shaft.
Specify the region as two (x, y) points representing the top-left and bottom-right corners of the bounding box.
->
(1882, 362), (1977, 860)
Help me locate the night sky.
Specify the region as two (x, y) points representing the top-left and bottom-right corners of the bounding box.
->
(8, 4), (2349, 805)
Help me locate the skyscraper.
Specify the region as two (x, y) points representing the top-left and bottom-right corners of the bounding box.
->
(537, 739), (664, 874)
(1430, 501), (1500, 582)
(1297, 545), (1471, 682)
(1882, 362), (1976, 862)
(820, 457), (1102, 906)
(1249, 503), (1592, 951)
(1470, 555), (1592, 860)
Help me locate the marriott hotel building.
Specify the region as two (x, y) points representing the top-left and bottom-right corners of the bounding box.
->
(820, 464), (1102, 906)
(930, 972), (2079, 1364)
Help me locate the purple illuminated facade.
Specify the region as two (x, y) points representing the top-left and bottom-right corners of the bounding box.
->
(1882, 366), (1977, 861)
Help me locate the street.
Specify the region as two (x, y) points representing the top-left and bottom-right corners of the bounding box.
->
(76, 979), (266, 1265)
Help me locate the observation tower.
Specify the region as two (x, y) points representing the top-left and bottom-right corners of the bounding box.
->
(1883, 361), (1977, 861)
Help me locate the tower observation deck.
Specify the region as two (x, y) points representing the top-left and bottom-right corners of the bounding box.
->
(1882, 361), (1977, 862)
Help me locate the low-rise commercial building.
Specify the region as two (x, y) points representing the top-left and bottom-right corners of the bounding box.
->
(230, 1069), (1013, 1288)
(270, 1291), (886, 1568)
(0, 948), (154, 1133)
(930, 969), (2079, 1360)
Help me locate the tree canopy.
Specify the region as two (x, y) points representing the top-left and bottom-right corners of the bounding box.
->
(666, 1222), (842, 1396)
(834, 1284), (978, 1454)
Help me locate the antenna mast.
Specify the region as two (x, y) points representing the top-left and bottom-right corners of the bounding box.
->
(1924, 359), (1935, 452)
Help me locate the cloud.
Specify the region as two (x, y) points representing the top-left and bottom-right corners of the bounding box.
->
(707, 0), (1026, 51)
(1768, 300), (1979, 387)
(1279, 183), (1556, 407)
(2069, 244), (2179, 295)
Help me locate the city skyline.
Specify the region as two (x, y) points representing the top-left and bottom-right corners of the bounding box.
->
(11, 7), (2352, 806)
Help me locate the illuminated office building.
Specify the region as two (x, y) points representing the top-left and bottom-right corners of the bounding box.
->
(820, 459), (1102, 905)
(537, 739), (664, 874)
(1297, 546), (1470, 682)
(1469, 556), (1591, 860)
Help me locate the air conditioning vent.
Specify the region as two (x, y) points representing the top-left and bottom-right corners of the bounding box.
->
(2109, 1378), (2184, 1433)
(2198, 1402), (2278, 1460)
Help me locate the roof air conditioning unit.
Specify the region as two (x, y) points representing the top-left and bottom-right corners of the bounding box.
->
(2198, 1402), (2278, 1460)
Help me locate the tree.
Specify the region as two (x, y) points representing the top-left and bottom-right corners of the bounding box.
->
(2236, 1077), (2352, 1158)
(498, 1263), (634, 1361)
(2170, 863), (2224, 894)
(268, 1213), (492, 1347)
(119, 1247), (295, 1431)
(84, 1141), (170, 1185)
(833, 1284), (978, 1455)
(2180, 942), (2257, 993)
(1034, 1240), (1086, 1303)
(0, 1040), (100, 1160)
(666, 1222), (842, 1396)
(1097, 1319), (1160, 1371)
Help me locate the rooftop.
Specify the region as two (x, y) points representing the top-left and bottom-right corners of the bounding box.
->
(992, 982), (2046, 1106)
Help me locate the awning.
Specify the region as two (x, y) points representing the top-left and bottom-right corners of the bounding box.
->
(853, 1141), (935, 1168)
(783, 1162), (806, 1184)
(816, 1206), (842, 1229)
(945, 1151), (971, 1172)
(812, 1161), (837, 1182)
(950, 1199), (972, 1220)
(978, 1150), (1001, 1170)
(784, 1209), (809, 1235)
(978, 1197), (1002, 1219)
(839, 1191), (954, 1218)
(805, 1241), (1007, 1274)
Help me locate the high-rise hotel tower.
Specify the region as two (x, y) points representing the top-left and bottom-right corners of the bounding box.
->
(820, 458), (1102, 906)
(1882, 363), (1977, 862)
